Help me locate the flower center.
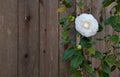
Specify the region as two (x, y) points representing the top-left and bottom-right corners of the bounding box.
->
(83, 22), (91, 29)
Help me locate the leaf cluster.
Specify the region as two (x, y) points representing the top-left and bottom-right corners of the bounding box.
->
(59, 0), (120, 77)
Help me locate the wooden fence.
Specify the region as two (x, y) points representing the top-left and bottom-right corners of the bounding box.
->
(0, 0), (120, 77)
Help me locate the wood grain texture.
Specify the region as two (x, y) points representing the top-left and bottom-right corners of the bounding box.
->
(0, 0), (120, 77)
(91, 0), (105, 67)
(18, 0), (39, 77)
(40, 0), (59, 77)
(0, 0), (18, 77)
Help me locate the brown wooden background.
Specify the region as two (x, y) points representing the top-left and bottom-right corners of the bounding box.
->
(0, 0), (120, 77)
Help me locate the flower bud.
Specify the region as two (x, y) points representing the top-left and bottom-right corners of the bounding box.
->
(77, 45), (82, 50)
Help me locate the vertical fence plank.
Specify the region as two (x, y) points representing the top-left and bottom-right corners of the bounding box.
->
(0, 0), (18, 77)
(40, 0), (59, 77)
(18, 0), (39, 77)
(91, 0), (105, 67)
(90, 1), (106, 77)
(59, 1), (76, 77)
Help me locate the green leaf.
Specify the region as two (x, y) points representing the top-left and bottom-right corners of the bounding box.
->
(114, 3), (120, 13)
(117, 0), (120, 3)
(98, 24), (103, 32)
(76, 31), (80, 36)
(89, 71), (96, 77)
(70, 55), (84, 68)
(103, 0), (115, 7)
(104, 16), (120, 32)
(96, 38), (104, 41)
(61, 40), (69, 45)
(102, 61), (111, 74)
(60, 18), (67, 25)
(61, 31), (68, 40)
(111, 23), (120, 32)
(116, 52), (120, 56)
(62, 0), (72, 8)
(77, 1), (84, 8)
(105, 54), (116, 64)
(80, 37), (93, 48)
(111, 65), (116, 72)
(70, 66), (77, 72)
(113, 46), (120, 49)
(92, 51), (103, 59)
(83, 64), (94, 74)
(104, 16), (120, 25)
(62, 48), (76, 61)
(104, 16), (115, 25)
(88, 47), (95, 55)
(71, 71), (82, 77)
(67, 16), (75, 21)
(109, 35), (119, 43)
(70, 38), (76, 44)
(65, 24), (74, 31)
(86, 60), (92, 65)
(116, 60), (120, 68)
(98, 70), (109, 77)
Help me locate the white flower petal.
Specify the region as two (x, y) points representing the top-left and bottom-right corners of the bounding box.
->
(75, 13), (99, 37)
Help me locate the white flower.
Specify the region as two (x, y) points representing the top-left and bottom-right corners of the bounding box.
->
(75, 13), (99, 37)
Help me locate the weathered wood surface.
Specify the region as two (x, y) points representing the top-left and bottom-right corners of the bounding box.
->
(18, 0), (39, 77)
(40, 0), (59, 77)
(0, 0), (119, 77)
(0, 0), (18, 77)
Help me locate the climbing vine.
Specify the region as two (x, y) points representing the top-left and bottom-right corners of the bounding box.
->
(59, 0), (120, 77)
